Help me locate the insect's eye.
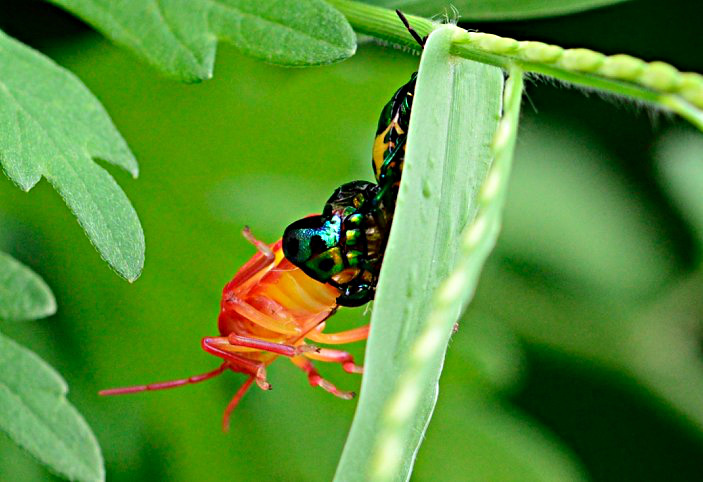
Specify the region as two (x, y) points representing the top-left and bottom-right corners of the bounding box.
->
(283, 216), (324, 264)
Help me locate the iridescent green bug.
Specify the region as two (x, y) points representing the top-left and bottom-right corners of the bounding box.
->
(372, 71), (416, 204)
(372, 10), (425, 206)
(283, 181), (392, 307)
(282, 10), (424, 307)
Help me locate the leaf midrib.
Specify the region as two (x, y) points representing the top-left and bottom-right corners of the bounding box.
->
(93, 0), (350, 55)
(0, 78), (129, 271)
(207, 0), (351, 50)
(0, 383), (98, 480)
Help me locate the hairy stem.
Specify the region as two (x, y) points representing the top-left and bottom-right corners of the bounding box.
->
(327, 0), (703, 131)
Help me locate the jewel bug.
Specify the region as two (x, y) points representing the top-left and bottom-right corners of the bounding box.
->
(101, 228), (368, 430)
(281, 10), (424, 305)
(283, 180), (392, 307)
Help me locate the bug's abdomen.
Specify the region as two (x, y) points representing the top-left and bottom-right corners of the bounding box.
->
(218, 240), (339, 363)
(372, 72), (416, 187)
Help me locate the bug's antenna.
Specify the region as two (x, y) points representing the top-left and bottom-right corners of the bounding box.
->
(395, 10), (426, 48)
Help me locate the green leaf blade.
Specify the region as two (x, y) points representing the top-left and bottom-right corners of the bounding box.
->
(335, 26), (504, 481)
(362, 0), (632, 20)
(0, 30), (144, 281)
(48, 0), (357, 81)
(211, 0), (357, 67)
(0, 253), (56, 322)
(0, 332), (104, 482)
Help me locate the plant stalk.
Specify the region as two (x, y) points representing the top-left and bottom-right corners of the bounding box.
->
(327, 0), (703, 131)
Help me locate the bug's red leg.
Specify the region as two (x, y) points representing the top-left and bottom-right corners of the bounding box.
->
(202, 337), (271, 390)
(225, 228), (277, 289)
(306, 323), (370, 345)
(227, 334), (319, 356)
(99, 362), (228, 396)
(224, 295), (300, 335)
(289, 357), (355, 400)
(222, 376), (255, 432)
(242, 226), (275, 262)
(304, 348), (364, 374)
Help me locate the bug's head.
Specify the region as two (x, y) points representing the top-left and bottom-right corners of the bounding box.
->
(282, 215), (346, 283)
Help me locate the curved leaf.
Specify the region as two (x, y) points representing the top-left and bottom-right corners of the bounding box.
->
(0, 253), (56, 322)
(0, 332), (104, 482)
(362, 0), (631, 20)
(0, 30), (144, 281)
(47, 0), (357, 82)
(335, 26), (504, 480)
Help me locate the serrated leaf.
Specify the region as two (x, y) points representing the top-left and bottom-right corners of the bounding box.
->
(0, 332), (104, 482)
(0, 252), (56, 322)
(47, 0), (357, 82)
(0, 30), (144, 281)
(335, 26), (504, 480)
(362, 0), (631, 20)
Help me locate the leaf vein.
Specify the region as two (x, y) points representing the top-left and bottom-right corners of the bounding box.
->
(0, 78), (127, 270)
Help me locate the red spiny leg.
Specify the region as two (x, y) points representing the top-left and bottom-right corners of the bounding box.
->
(242, 226), (275, 262)
(306, 324), (370, 345)
(226, 228), (277, 289)
(222, 376), (256, 432)
(99, 363), (228, 396)
(224, 295), (300, 335)
(290, 357), (355, 400)
(227, 334), (319, 357)
(201, 337), (271, 390)
(304, 348), (364, 374)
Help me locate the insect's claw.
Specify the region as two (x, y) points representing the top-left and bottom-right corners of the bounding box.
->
(256, 379), (272, 390)
(295, 344), (320, 355)
(316, 377), (355, 400)
(255, 367), (271, 390)
(241, 226), (275, 261)
(343, 362), (364, 374)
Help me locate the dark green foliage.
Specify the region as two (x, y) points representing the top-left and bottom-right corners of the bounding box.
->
(0, 1), (702, 481)
(47, 0), (357, 81)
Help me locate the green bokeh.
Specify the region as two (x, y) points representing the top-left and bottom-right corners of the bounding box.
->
(2, 0), (703, 480)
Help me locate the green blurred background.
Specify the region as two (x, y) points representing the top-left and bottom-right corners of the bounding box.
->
(2, 0), (703, 480)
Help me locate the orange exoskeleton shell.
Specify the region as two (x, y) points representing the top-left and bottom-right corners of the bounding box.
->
(101, 230), (368, 430)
